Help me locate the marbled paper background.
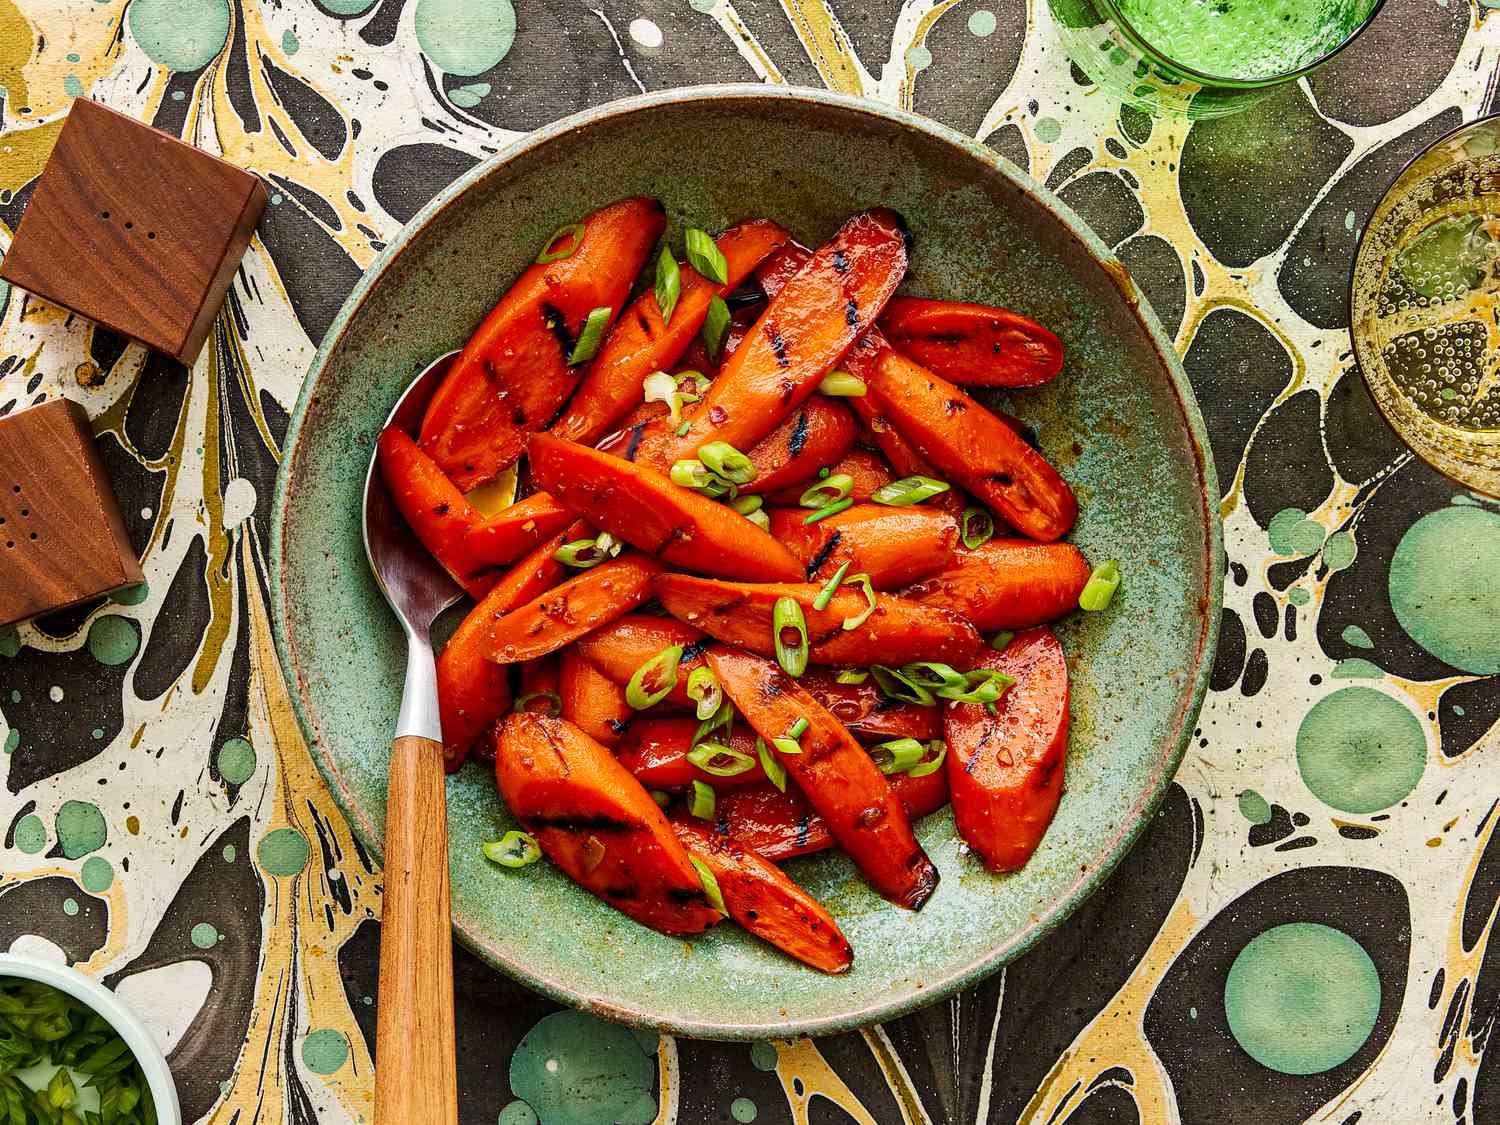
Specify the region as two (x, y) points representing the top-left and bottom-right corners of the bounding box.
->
(0, 0), (1497, 1121)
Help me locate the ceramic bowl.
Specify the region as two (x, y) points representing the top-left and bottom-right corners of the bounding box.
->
(272, 86), (1221, 1038)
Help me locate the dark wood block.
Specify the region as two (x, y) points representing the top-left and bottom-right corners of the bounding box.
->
(0, 98), (266, 364)
(0, 399), (143, 627)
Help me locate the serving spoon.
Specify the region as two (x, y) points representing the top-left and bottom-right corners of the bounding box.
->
(361, 351), (461, 1125)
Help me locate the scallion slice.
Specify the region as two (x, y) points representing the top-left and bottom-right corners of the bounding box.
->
(693, 698), (735, 745)
(568, 306), (613, 365)
(685, 227), (730, 285)
(688, 779), (716, 819)
(1079, 560), (1121, 611)
(840, 572), (877, 630)
(515, 690), (562, 716)
(802, 497), (853, 524)
(868, 737), (927, 775)
(812, 561), (851, 611)
(746, 509), (770, 530)
(990, 630), (1015, 652)
(702, 294), (731, 361)
(643, 370), (686, 424)
(786, 717), (809, 739)
(482, 830), (542, 868)
(686, 665), (723, 721)
(689, 855), (728, 915)
(871, 475), (951, 506)
(687, 740), (756, 777)
(902, 661), (967, 695)
(817, 370), (866, 397)
(536, 222), (584, 264)
(907, 740), (948, 778)
(626, 645), (683, 709)
(655, 244), (681, 325)
(773, 596), (808, 677)
(945, 668), (1015, 705)
(834, 668), (869, 684)
(961, 507), (995, 550)
(676, 420), (692, 436)
(699, 440), (756, 485)
(553, 534), (620, 568)
(772, 736), (803, 756)
(756, 736), (787, 792)
(729, 494), (763, 516)
(650, 789), (671, 809)
(799, 473), (854, 509)
(670, 458), (712, 489)
(870, 665), (936, 706)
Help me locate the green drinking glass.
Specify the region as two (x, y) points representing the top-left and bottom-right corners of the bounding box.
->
(1050, 0), (1385, 119)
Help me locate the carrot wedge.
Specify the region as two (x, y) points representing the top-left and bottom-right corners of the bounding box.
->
(376, 424), (492, 600)
(767, 504), (957, 588)
(482, 553), (662, 663)
(655, 574), (980, 669)
(762, 449), (892, 507)
(575, 615), (709, 708)
(492, 713), (721, 935)
(420, 197), (666, 489)
(672, 819), (853, 973)
(551, 219), (790, 445)
(707, 647), (938, 909)
(738, 398), (858, 495)
(902, 539), (1090, 631)
(798, 669), (941, 742)
(716, 770), (951, 862)
(880, 296), (1064, 388)
(846, 338), (1078, 541)
(462, 493), (576, 575)
(648, 209), (909, 468)
(617, 720), (766, 791)
(559, 649), (633, 747)
(945, 627), (1069, 873)
(527, 433), (802, 582)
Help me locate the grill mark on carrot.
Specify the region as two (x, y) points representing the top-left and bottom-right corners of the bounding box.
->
(541, 302), (574, 355)
(845, 298), (858, 327)
(788, 409), (809, 457)
(623, 422), (647, 461)
(805, 531), (841, 578)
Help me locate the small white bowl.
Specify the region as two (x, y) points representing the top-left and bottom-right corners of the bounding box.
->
(0, 951), (183, 1125)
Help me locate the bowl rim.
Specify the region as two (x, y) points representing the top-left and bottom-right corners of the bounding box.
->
(0, 952), (184, 1124)
(270, 83), (1222, 1039)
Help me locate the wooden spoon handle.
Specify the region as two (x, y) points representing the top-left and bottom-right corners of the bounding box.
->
(374, 734), (458, 1125)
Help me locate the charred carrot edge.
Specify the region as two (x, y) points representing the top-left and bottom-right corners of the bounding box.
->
(762, 449), (893, 507)
(738, 398), (858, 496)
(420, 197), (666, 490)
(766, 504), (958, 589)
(527, 433), (804, 582)
(902, 539), (1090, 632)
(482, 553), (662, 664)
(551, 219), (790, 445)
(462, 492), (576, 574)
(492, 712), (721, 935)
(672, 819), (853, 973)
(558, 649), (633, 747)
(376, 424), (493, 600)
(616, 719), (766, 791)
(436, 518), (588, 770)
(707, 646), (938, 909)
(655, 573), (981, 670)
(880, 296), (1064, 388)
(944, 627), (1069, 873)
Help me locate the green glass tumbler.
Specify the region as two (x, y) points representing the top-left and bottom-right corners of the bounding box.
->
(1050, 0), (1385, 119)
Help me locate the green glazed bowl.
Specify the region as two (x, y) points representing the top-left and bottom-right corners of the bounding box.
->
(271, 86), (1221, 1039)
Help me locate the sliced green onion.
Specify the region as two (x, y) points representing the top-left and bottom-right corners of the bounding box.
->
(568, 306), (613, 365)
(536, 222), (584, 264)
(773, 596), (808, 677)
(772, 736), (803, 756)
(688, 779), (716, 819)
(812, 561), (851, 611)
(689, 855), (728, 915)
(702, 294), (731, 361)
(650, 789), (671, 809)
(626, 645), (683, 709)
(643, 370), (686, 424)
(729, 494), (764, 516)
(671, 458), (714, 490)
(699, 440), (756, 485)
(1079, 560), (1121, 611)
(786, 717), (809, 739)
(685, 227), (730, 285)
(907, 739), (948, 778)
(990, 630), (1015, 652)
(756, 736), (787, 792)
(868, 737), (926, 775)
(871, 475), (951, 506)
(655, 244), (681, 325)
(515, 690), (562, 716)
(687, 740), (756, 777)
(840, 572), (877, 631)
(746, 509), (770, 530)
(553, 533), (621, 568)
(817, 370), (867, 397)
(694, 697), (735, 745)
(834, 668), (869, 684)
(799, 473), (854, 509)
(870, 665), (935, 706)
(803, 498), (853, 524)
(902, 661), (967, 694)
(482, 830), (542, 868)
(686, 666), (723, 721)
(676, 420), (693, 436)
(961, 507), (995, 550)
(945, 668), (1016, 705)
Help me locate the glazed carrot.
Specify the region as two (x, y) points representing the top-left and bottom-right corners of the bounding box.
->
(671, 819), (853, 973)
(462, 493), (575, 575)
(880, 296), (1064, 388)
(752, 239), (811, 297)
(617, 720), (766, 791)
(437, 519), (587, 770)
(762, 449), (892, 507)
(575, 615), (709, 709)
(492, 713), (721, 935)
(847, 338), (1077, 541)
(420, 197), (666, 489)
(482, 553), (662, 663)
(767, 504), (957, 588)
(376, 424), (493, 600)
(945, 627), (1069, 873)
(707, 647), (938, 909)
(902, 539), (1090, 631)
(527, 433), (803, 582)
(518, 657), (562, 711)
(798, 669), (942, 742)
(655, 574), (981, 669)
(550, 219), (789, 445)
(646, 209), (909, 469)
(715, 770), (950, 862)
(738, 398), (858, 495)
(559, 649), (633, 747)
